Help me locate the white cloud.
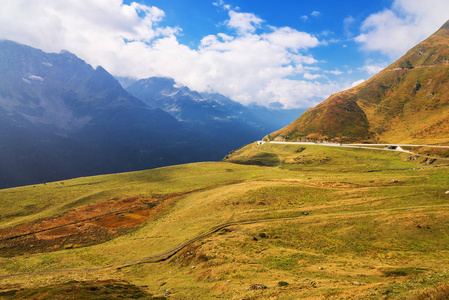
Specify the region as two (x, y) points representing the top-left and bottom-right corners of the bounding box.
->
(262, 27), (319, 51)
(355, 0), (449, 58)
(301, 11), (321, 22)
(325, 70), (343, 76)
(343, 16), (356, 37)
(213, 0), (230, 11)
(0, 0), (176, 53)
(0, 0), (342, 109)
(260, 79), (346, 109)
(29, 75), (44, 81)
(351, 79), (365, 87)
(217, 33), (234, 42)
(359, 62), (388, 75)
(303, 73), (323, 80)
(226, 10), (263, 35)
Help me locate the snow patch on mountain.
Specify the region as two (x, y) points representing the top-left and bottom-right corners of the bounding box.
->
(28, 75), (44, 81)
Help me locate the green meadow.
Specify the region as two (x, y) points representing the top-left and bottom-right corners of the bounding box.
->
(0, 143), (448, 299)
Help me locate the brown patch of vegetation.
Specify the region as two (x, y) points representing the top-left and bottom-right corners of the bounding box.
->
(270, 92), (371, 143)
(0, 280), (161, 299)
(417, 146), (449, 158)
(169, 244), (213, 268)
(415, 283), (449, 300)
(0, 194), (180, 256)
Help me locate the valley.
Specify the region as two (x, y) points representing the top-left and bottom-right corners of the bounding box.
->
(0, 144), (448, 299)
(1, 7), (449, 300)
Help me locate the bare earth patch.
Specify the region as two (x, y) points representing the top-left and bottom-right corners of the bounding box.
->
(0, 194), (178, 256)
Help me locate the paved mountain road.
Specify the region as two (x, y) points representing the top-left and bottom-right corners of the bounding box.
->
(261, 141), (449, 155)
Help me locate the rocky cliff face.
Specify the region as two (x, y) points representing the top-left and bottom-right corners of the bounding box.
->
(0, 41), (206, 188)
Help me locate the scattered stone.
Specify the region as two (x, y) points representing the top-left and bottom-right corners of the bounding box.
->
(353, 281), (361, 285)
(248, 284), (267, 291)
(445, 191), (449, 194)
(278, 281), (289, 287)
(273, 136), (287, 142)
(191, 266), (196, 269)
(427, 158), (437, 165)
(318, 267), (323, 270)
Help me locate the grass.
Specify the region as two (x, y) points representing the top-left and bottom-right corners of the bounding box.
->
(0, 143), (448, 299)
(269, 23), (449, 145)
(415, 283), (449, 300)
(0, 280), (160, 299)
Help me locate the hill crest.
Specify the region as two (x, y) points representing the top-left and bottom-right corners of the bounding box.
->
(269, 20), (449, 144)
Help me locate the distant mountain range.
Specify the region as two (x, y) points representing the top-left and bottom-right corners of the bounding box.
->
(0, 40), (303, 188)
(126, 77), (304, 152)
(270, 20), (449, 145)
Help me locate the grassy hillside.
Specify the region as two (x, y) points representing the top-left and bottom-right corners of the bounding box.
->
(270, 20), (449, 144)
(0, 144), (448, 299)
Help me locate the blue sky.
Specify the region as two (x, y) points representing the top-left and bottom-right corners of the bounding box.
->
(124, 0), (389, 82)
(1, 0), (449, 108)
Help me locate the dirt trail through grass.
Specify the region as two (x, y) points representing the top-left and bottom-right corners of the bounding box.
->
(2, 203), (449, 280)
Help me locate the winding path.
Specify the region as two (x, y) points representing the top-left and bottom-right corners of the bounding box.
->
(2, 203), (449, 279)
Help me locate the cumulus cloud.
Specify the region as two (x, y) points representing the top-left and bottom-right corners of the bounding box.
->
(301, 11), (321, 22)
(351, 79), (365, 87)
(359, 62), (388, 75)
(262, 27), (320, 51)
(226, 10), (263, 35)
(260, 79), (347, 109)
(355, 0), (449, 58)
(0, 0), (173, 51)
(325, 70), (343, 76)
(0, 0), (345, 109)
(304, 73), (323, 80)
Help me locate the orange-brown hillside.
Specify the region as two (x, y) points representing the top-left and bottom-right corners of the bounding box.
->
(270, 20), (449, 144)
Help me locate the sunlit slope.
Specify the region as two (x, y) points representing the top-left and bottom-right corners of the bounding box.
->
(271, 20), (449, 144)
(0, 145), (448, 299)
